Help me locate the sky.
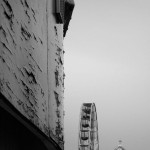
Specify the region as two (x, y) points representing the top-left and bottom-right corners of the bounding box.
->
(63, 0), (150, 150)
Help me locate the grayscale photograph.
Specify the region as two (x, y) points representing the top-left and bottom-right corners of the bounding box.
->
(0, 0), (149, 150)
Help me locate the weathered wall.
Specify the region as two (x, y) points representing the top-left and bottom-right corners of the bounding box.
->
(47, 0), (65, 147)
(0, 0), (64, 149)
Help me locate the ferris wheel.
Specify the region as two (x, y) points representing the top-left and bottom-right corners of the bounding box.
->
(78, 103), (99, 150)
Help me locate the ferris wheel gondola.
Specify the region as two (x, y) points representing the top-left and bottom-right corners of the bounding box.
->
(78, 103), (99, 150)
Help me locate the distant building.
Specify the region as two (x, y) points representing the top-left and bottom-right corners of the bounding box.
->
(114, 140), (126, 150)
(0, 0), (74, 150)
(78, 103), (99, 150)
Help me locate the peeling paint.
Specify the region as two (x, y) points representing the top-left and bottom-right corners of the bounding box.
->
(0, 25), (7, 39)
(1, 41), (12, 55)
(55, 68), (59, 87)
(54, 91), (61, 107)
(0, 0), (66, 149)
(54, 26), (58, 36)
(24, 0), (29, 9)
(21, 24), (32, 40)
(55, 119), (63, 141)
(2, 0), (14, 20)
(31, 8), (37, 22)
(56, 47), (63, 65)
(23, 67), (37, 84)
(1, 0), (14, 31)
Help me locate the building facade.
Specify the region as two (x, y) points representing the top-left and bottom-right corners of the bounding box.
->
(0, 0), (74, 149)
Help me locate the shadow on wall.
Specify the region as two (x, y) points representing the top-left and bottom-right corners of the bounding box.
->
(0, 107), (47, 150)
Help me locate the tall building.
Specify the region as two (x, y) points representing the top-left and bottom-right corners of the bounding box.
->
(78, 103), (99, 150)
(0, 0), (74, 149)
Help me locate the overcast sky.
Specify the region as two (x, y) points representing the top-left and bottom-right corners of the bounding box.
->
(64, 0), (150, 150)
